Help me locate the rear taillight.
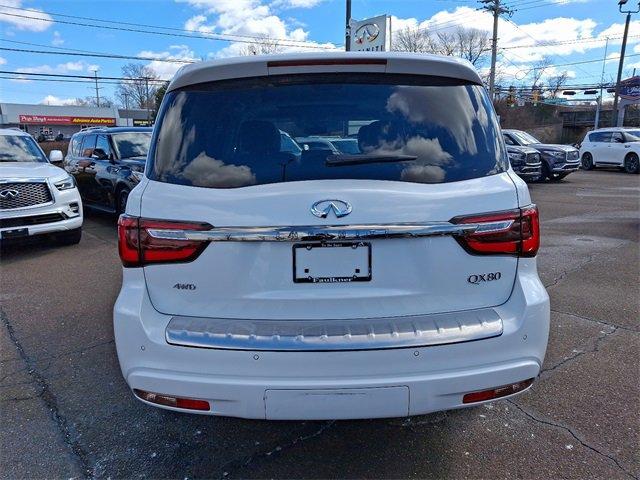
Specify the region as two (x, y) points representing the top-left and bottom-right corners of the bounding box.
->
(117, 215), (212, 267)
(451, 205), (540, 257)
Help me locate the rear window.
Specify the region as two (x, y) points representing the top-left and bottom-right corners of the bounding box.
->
(149, 74), (507, 188)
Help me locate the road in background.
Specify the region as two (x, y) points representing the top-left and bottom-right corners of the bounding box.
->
(1, 170), (638, 479)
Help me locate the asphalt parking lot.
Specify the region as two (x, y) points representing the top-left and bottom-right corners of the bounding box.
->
(1, 170), (638, 479)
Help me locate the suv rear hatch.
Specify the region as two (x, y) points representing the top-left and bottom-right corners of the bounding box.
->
(129, 72), (529, 321)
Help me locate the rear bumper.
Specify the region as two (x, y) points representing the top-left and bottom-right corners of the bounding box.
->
(114, 259), (550, 419)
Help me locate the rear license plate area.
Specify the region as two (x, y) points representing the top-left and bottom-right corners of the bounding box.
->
(293, 242), (371, 283)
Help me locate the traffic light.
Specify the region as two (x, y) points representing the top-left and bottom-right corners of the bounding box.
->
(507, 86), (516, 107)
(532, 88), (540, 106)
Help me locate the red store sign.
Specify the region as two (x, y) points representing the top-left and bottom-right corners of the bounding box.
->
(18, 114), (116, 125)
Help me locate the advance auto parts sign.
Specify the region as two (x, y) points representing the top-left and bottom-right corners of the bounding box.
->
(18, 114), (116, 125)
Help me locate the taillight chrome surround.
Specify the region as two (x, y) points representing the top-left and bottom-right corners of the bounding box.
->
(118, 206), (540, 267)
(450, 205), (540, 257)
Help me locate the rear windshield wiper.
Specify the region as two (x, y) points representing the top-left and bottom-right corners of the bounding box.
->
(325, 154), (418, 167)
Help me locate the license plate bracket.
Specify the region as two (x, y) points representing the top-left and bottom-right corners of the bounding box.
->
(0, 228), (28, 239)
(293, 242), (371, 283)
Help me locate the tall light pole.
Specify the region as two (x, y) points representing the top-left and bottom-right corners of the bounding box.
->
(595, 38), (609, 130)
(91, 68), (101, 108)
(612, 0), (639, 126)
(345, 0), (352, 51)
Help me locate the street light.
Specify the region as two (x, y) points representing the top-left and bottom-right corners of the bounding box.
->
(612, 0), (640, 126)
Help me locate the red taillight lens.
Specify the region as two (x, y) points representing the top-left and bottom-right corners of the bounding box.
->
(462, 378), (535, 404)
(117, 215), (211, 267)
(133, 389), (210, 411)
(451, 205), (540, 257)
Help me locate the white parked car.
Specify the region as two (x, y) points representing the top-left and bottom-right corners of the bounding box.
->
(579, 127), (640, 174)
(0, 129), (82, 245)
(114, 53), (550, 420)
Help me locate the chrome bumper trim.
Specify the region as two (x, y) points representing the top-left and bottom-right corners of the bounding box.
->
(165, 309), (504, 351)
(147, 220), (513, 243)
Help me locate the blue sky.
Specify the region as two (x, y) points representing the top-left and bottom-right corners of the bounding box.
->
(0, 0), (637, 105)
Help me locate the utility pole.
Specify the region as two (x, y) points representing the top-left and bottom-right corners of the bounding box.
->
(345, 0), (352, 51)
(123, 93), (130, 126)
(594, 38), (609, 130)
(143, 77), (150, 124)
(612, 0), (639, 127)
(480, 0), (512, 101)
(92, 68), (101, 108)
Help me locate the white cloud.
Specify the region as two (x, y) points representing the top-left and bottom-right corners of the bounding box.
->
(39, 95), (82, 106)
(137, 45), (199, 79)
(0, 56), (6, 66)
(18, 61), (86, 75)
(179, 0), (337, 58)
(52, 31), (64, 46)
(0, 0), (53, 32)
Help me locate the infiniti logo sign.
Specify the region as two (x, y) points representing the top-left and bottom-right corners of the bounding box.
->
(354, 23), (380, 45)
(310, 199), (352, 219)
(0, 189), (19, 200)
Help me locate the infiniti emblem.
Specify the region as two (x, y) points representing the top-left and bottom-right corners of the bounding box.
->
(354, 23), (380, 45)
(0, 189), (19, 200)
(310, 199), (352, 219)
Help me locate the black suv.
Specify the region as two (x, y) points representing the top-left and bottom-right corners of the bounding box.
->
(64, 127), (152, 213)
(503, 129), (580, 181)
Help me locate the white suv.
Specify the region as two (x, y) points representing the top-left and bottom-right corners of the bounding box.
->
(0, 129), (82, 244)
(579, 127), (640, 173)
(114, 53), (550, 420)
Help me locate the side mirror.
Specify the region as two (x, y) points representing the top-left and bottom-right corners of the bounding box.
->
(49, 150), (64, 164)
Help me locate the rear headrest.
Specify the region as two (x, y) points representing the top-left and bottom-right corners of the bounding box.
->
(357, 120), (402, 153)
(238, 120), (280, 154)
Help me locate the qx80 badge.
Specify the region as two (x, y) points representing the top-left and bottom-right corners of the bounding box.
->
(468, 272), (502, 285)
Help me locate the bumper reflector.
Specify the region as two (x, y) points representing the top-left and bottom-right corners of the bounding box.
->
(133, 389), (210, 411)
(462, 378), (534, 404)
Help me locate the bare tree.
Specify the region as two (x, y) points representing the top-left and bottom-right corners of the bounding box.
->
(547, 71), (569, 98)
(116, 63), (160, 109)
(239, 36), (283, 56)
(529, 57), (552, 89)
(392, 27), (430, 53)
(392, 27), (490, 67)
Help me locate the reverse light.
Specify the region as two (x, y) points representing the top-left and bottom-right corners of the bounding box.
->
(451, 205), (540, 257)
(118, 215), (212, 267)
(462, 378), (534, 404)
(134, 389), (210, 411)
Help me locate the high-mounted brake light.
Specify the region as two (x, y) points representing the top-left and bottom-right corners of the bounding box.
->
(118, 215), (212, 267)
(451, 205), (540, 257)
(462, 378), (534, 404)
(134, 389), (210, 411)
(267, 58), (387, 68)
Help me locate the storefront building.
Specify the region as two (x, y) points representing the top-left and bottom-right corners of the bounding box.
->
(0, 103), (151, 139)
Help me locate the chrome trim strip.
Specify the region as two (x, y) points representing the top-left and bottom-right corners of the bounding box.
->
(147, 220), (513, 243)
(0, 177), (49, 183)
(165, 309), (503, 351)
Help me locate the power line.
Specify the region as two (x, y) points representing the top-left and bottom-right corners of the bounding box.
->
(0, 70), (168, 83)
(0, 3), (338, 48)
(500, 34), (639, 50)
(0, 11), (335, 50)
(0, 46), (196, 64)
